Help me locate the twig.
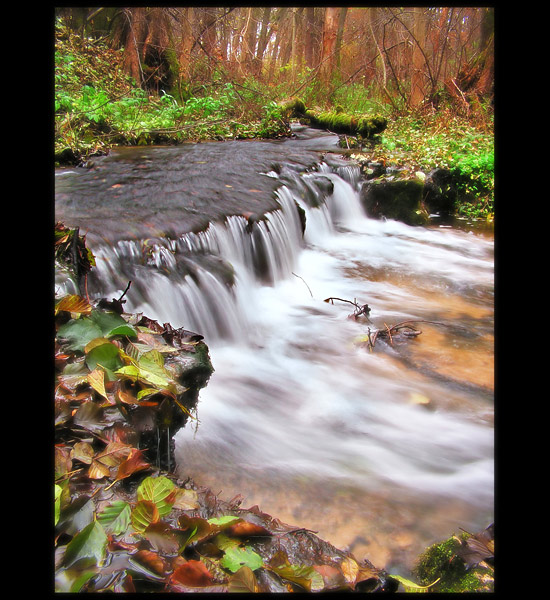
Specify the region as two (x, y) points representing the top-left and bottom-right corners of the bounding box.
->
(292, 272), (313, 297)
(324, 297), (371, 319)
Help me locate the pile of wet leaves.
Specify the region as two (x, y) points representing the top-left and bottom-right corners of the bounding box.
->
(54, 299), (398, 592)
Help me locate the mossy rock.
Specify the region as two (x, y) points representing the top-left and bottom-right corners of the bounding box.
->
(279, 97), (307, 117)
(280, 98), (387, 138)
(413, 534), (494, 593)
(360, 179), (429, 225)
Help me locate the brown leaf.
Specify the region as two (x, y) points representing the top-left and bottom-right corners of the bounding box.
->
(340, 556), (359, 584)
(95, 441), (133, 468)
(170, 560), (214, 587)
(226, 520), (272, 538)
(228, 565), (259, 593)
(169, 488), (200, 511)
(87, 368), (108, 400)
(144, 522), (182, 554)
(313, 564), (347, 589)
(113, 448), (150, 482)
(71, 441), (95, 465)
(177, 515), (214, 545)
(73, 401), (105, 432)
(131, 549), (168, 578)
(88, 458), (111, 479)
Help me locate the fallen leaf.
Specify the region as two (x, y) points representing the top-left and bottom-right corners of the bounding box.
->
(144, 521), (182, 554)
(228, 565), (259, 593)
(112, 448), (150, 484)
(87, 368), (108, 399)
(71, 441), (95, 465)
(226, 520), (272, 538)
(55, 294), (93, 316)
(131, 500), (160, 533)
(170, 488), (200, 510)
(130, 549), (168, 579)
(170, 560), (214, 587)
(340, 556), (359, 584)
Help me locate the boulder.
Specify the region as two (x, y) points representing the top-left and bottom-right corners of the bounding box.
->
(423, 168), (458, 216)
(360, 179), (429, 225)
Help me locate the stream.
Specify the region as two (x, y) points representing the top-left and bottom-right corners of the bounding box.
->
(55, 126), (494, 576)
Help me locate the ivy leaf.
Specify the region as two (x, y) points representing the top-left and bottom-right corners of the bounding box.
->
(63, 520), (108, 568)
(137, 476), (176, 517)
(97, 501), (131, 535)
(220, 546), (263, 573)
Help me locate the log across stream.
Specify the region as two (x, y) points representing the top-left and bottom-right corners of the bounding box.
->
(55, 126), (494, 575)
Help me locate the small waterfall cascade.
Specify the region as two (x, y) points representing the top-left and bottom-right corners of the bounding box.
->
(71, 162), (365, 343)
(55, 147), (494, 573)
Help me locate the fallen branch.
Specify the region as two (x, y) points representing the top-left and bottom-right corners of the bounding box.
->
(324, 297), (371, 320)
(364, 319), (447, 350)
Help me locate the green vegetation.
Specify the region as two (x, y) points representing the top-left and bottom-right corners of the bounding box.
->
(413, 532), (494, 592)
(54, 21), (493, 220)
(54, 21), (289, 164)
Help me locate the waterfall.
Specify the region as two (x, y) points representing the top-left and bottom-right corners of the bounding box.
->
(75, 163), (364, 343)
(55, 145), (494, 572)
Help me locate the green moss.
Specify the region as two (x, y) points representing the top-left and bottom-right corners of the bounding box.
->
(413, 535), (494, 593)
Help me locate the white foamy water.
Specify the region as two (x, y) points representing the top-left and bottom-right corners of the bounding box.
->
(77, 164), (494, 572)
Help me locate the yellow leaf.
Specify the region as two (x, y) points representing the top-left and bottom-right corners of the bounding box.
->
(55, 294), (92, 316)
(87, 368), (108, 399)
(340, 557), (359, 584)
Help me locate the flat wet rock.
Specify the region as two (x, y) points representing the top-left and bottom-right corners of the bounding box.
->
(55, 127), (342, 245)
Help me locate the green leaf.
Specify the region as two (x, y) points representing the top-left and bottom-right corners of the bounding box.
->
(208, 515), (241, 526)
(137, 476), (176, 517)
(90, 310), (137, 338)
(131, 500), (160, 533)
(220, 546), (263, 573)
(85, 341), (123, 372)
(97, 501), (131, 536)
(63, 520), (108, 568)
(55, 484), (62, 525)
(57, 318), (103, 353)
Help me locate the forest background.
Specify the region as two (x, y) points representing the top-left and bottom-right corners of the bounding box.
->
(54, 6), (494, 217)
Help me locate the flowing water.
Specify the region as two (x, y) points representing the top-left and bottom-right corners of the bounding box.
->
(55, 127), (494, 575)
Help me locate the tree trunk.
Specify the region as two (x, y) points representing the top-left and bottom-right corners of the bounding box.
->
(410, 7), (428, 107)
(253, 6), (272, 77)
(319, 7), (339, 84)
(304, 7), (315, 69)
(335, 7), (348, 72)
